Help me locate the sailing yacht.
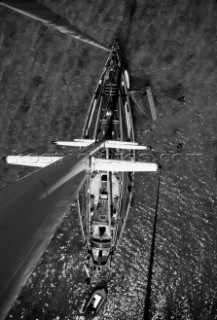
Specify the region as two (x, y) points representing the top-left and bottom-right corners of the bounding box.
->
(77, 42), (156, 277)
(0, 2), (159, 318)
(6, 42), (157, 279)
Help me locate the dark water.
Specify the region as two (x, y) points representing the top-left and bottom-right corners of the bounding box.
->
(2, 0), (217, 319)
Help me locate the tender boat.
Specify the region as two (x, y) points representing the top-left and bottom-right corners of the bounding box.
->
(79, 286), (108, 317)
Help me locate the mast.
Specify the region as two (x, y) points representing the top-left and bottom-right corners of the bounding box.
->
(0, 141), (103, 320)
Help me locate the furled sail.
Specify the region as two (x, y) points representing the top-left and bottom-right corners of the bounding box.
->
(0, 0), (110, 52)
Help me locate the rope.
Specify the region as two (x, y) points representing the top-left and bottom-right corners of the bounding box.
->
(143, 166), (162, 320)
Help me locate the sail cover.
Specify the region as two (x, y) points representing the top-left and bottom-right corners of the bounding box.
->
(0, 0), (110, 52)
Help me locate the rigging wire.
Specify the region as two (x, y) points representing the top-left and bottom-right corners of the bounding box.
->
(143, 165), (162, 320)
(0, 0), (110, 52)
